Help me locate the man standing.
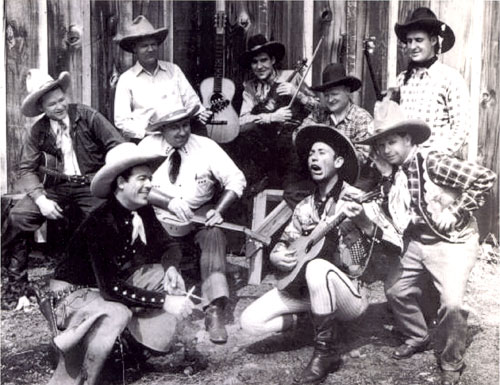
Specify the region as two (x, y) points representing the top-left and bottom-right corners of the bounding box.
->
(241, 125), (400, 385)
(42, 142), (193, 385)
(139, 106), (246, 344)
(358, 101), (496, 385)
(114, 15), (211, 141)
(394, 7), (470, 155)
(1, 70), (123, 309)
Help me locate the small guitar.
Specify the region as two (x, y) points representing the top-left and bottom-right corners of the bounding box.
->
(38, 152), (88, 187)
(277, 189), (381, 291)
(199, 1), (239, 143)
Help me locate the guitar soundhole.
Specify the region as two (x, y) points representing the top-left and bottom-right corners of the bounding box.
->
(210, 93), (229, 113)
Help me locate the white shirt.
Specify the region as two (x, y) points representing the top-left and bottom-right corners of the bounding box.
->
(50, 116), (82, 175)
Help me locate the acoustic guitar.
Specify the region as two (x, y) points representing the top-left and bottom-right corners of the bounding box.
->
(277, 189), (382, 291)
(199, 1), (239, 143)
(38, 151), (88, 187)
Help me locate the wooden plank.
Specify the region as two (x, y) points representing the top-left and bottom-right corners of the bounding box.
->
(1, 0), (6, 194)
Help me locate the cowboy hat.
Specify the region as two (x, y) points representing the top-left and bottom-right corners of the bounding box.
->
(239, 34), (285, 68)
(295, 124), (359, 185)
(91, 142), (163, 198)
(311, 63), (362, 93)
(356, 100), (430, 146)
(395, 7), (455, 53)
(21, 70), (71, 117)
(146, 105), (200, 133)
(119, 15), (168, 53)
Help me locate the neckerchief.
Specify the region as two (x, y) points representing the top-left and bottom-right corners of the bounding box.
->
(403, 56), (438, 85)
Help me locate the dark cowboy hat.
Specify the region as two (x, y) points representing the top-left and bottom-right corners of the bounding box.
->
(395, 7), (455, 53)
(119, 15), (169, 53)
(239, 34), (285, 68)
(311, 63), (362, 93)
(295, 124), (359, 185)
(21, 70), (71, 117)
(91, 143), (163, 198)
(357, 100), (431, 146)
(146, 105), (200, 133)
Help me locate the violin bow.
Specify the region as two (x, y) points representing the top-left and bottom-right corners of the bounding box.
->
(287, 36), (324, 108)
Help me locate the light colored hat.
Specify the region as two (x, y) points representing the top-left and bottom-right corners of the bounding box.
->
(356, 100), (431, 145)
(119, 15), (168, 53)
(91, 143), (162, 198)
(146, 105), (200, 133)
(21, 70), (71, 117)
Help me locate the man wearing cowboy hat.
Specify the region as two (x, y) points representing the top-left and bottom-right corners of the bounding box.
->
(138, 105), (246, 344)
(394, 7), (470, 156)
(227, 34), (318, 194)
(358, 101), (496, 385)
(241, 124), (400, 385)
(43, 142), (193, 385)
(114, 15), (212, 141)
(1, 69), (123, 310)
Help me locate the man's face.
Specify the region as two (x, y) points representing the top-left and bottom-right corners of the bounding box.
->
(405, 30), (437, 63)
(322, 86), (351, 116)
(40, 87), (68, 121)
(162, 119), (191, 148)
(134, 37), (159, 69)
(375, 133), (413, 165)
(308, 142), (344, 183)
(250, 52), (275, 81)
(117, 165), (153, 209)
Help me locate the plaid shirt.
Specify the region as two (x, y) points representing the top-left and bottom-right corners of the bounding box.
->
(297, 103), (372, 163)
(397, 61), (470, 155)
(400, 150), (496, 228)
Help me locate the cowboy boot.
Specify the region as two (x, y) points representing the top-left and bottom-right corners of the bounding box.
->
(295, 313), (341, 384)
(205, 298), (228, 344)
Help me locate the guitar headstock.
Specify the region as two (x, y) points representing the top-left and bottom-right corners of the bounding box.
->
(363, 36), (376, 55)
(214, 11), (227, 34)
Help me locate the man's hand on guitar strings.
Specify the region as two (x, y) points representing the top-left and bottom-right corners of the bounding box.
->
(270, 246), (297, 272)
(205, 209), (224, 227)
(197, 110), (214, 125)
(167, 197), (194, 222)
(432, 207), (458, 232)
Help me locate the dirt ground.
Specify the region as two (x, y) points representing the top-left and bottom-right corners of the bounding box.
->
(1, 240), (499, 385)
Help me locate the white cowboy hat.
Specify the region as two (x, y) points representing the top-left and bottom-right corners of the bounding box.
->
(146, 105), (200, 133)
(118, 15), (168, 53)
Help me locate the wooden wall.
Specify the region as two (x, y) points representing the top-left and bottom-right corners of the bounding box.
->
(2, 0), (499, 239)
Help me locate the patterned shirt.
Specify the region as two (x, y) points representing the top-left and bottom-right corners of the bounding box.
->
(297, 103), (372, 163)
(114, 61), (205, 140)
(397, 61), (470, 155)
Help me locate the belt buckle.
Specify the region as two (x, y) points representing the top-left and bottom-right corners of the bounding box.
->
(68, 175), (89, 185)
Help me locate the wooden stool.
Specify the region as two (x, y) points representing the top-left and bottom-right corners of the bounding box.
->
(246, 189), (293, 285)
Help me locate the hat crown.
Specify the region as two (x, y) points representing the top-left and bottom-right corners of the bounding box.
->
(123, 15), (157, 37)
(105, 142), (141, 165)
(405, 7), (438, 23)
(321, 63), (348, 85)
(26, 69), (56, 94)
(150, 107), (190, 127)
(247, 34), (269, 51)
(373, 101), (409, 133)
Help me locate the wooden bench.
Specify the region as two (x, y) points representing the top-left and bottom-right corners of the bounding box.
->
(246, 189), (293, 285)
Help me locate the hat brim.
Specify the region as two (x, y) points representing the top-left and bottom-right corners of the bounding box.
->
(146, 104), (200, 133)
(21, 72), (71, 117)
(119, 28), (169, 53)
(91, 152), (164, 198)
(357, 120), (431, 146)
(239, 42), (286, 68)
(395, 19), (455, 53)
(295, 124), (359, 185)
(311, 76), (362, 93)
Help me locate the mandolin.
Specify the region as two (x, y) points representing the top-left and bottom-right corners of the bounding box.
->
(277, 189), (381, 291)
(199, 1), (239, 143)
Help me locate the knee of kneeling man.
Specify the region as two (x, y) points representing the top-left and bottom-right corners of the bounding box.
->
(240, 309), (262, 336)
(105, 302), (133, 327)
(305, 259), (330, 281)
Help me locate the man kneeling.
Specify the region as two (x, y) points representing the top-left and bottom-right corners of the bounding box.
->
(240, 125), (399, 384)
(39, 143), (193, 385)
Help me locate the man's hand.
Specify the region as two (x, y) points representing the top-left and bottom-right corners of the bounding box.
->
(163, 294), (194, 319)
(15, 296), (31, 312)
(343, 200), (375, 236)
(163, 266), (186, 295)
(369, 148), (393, 177)
(167, 198), (194, 222)
(205, 209), (223, 227)
(270, 247), (297, 272)
(432, 208), (458, 232)
(198, 110), (214, 125)
(276, 82), (297, 97)
(271, 106), (292, 123)
(35, 196), (64, 220)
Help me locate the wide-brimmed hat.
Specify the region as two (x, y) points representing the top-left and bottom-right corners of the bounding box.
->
(357, 100), (431, 146)
(395, 7), (455, 53)
(239, 34), (285, 68)
(146, 105), (200, 133)
(295, 124), (359, 185)
(91, 143), (162, 198)
(311, 63), (362, 93)
(21, 70), (71, 117)
(119, 15), (168, 53)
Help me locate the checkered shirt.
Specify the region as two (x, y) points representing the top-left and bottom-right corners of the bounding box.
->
(401, 150), (496, 225)
(397, 61), (470, 155)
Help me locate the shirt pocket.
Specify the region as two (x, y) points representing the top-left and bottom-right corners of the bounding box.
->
(194, 172), (216, 197)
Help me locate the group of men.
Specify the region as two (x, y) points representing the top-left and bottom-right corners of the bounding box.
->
(1, 6), (496, 385)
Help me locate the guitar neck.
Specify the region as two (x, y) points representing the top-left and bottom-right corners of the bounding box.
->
(310, 212), (348, 248)
(214, 33), (224, 92)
